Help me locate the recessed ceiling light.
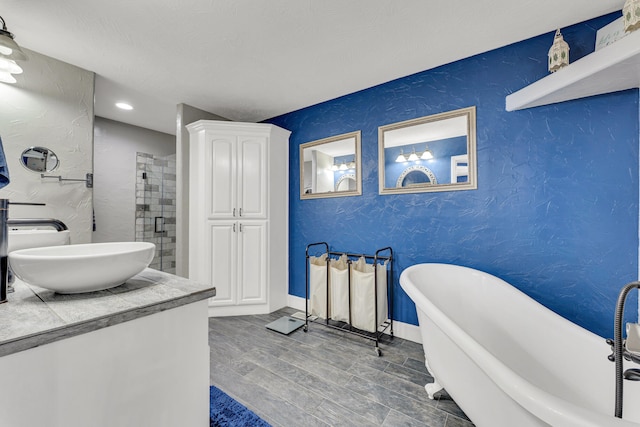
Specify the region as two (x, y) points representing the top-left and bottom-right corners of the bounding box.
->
(115, 102), (133, 110)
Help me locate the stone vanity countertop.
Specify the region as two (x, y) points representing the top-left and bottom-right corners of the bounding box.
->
(0, 268), (215, 358)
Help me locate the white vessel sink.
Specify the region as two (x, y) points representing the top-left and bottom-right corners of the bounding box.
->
(8, 229), (71, 253)
(9, 242), (155, 294)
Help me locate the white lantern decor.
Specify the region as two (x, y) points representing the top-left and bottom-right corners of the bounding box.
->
(623, 0), (640, 32)
(548, 29), (570, 73)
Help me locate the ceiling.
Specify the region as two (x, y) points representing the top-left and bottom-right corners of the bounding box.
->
(3, 1), (622, 136)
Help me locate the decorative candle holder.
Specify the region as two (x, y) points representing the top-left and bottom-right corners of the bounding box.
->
(624, 0), (640, 32)
(548, 29), (570, 73)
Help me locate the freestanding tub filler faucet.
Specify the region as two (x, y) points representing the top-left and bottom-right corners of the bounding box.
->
(0, 199), (7, 303)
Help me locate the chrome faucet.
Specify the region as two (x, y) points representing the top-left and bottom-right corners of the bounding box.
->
(0, 199), (66, 303)
(7, 218), (68, 231)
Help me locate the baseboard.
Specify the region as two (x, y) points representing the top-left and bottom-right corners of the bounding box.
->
(286, 294), (422, 344)
(208, 304), (272, 317)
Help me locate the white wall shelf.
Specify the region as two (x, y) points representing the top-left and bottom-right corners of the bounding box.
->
(506, 29), (640, 111)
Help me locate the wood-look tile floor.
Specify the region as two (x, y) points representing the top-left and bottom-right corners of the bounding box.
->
(209, 307), (475, 427)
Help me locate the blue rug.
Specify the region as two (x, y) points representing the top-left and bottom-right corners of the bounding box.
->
(210, 385), (271, 427)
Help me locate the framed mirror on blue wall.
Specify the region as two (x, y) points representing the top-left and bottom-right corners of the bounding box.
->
(300, 131), (362, 199)
(378, 106), (477, 195)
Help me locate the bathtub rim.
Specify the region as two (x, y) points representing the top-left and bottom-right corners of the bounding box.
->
(400, 263), (639, 427)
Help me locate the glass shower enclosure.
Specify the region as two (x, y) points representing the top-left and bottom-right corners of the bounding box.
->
(135, 152), (176, 274)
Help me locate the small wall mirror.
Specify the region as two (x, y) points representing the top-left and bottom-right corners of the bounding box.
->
(378, 106), (477, 195)
(300, 131), (362, 199)
(20, 146), (60, 173)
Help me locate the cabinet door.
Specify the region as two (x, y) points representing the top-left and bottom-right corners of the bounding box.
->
(237, 221), (267, 305)
(237, 136), (267, 219)
(207, 221), (237, 306)
(207, 136), (237, 219)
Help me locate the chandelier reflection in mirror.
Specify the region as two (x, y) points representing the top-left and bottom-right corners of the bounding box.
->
(300, 130), (362, 199)
(395, 146), (434, 162)
(379, 106), (477, 195)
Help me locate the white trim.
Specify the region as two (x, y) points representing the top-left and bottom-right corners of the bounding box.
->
(208, 303), (274, 317)
(286, 294), (422, 343)
(450, 154), (469, 183)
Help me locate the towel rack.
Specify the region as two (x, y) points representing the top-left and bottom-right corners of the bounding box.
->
(40, 173), (93, 188)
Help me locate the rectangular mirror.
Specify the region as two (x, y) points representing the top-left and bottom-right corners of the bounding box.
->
(378, 106), (477, 195)
(300, 131), (362, 199)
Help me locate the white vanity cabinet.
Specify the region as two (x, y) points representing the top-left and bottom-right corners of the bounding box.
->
(187, 120), (290, 316)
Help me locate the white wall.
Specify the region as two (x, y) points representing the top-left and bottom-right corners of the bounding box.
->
(313, 150), (334, 193)
(93, 117), (175, 243)
(0, 49), (94, 244)
(176, 103), (229, 277)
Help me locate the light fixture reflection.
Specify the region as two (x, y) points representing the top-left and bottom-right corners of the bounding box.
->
(116, 102), (134, 110)
(395, 150), (407, 163)
(329, 158), (356, 171)
(421, 148), (434, 160)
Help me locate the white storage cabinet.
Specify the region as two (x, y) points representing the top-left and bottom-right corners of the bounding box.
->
(187, 120), (290, 316)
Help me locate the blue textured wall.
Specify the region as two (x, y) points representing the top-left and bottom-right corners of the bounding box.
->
(267, 12), (639, 338)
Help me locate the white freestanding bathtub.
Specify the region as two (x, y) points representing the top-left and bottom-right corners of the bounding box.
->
(400, 263), (640, 427)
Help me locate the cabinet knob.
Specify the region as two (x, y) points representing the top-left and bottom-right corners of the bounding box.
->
(239, 208), (243, 217)
(233, 208), (236, 217)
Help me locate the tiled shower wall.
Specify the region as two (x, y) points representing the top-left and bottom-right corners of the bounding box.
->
(135, 152), (177, 273)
